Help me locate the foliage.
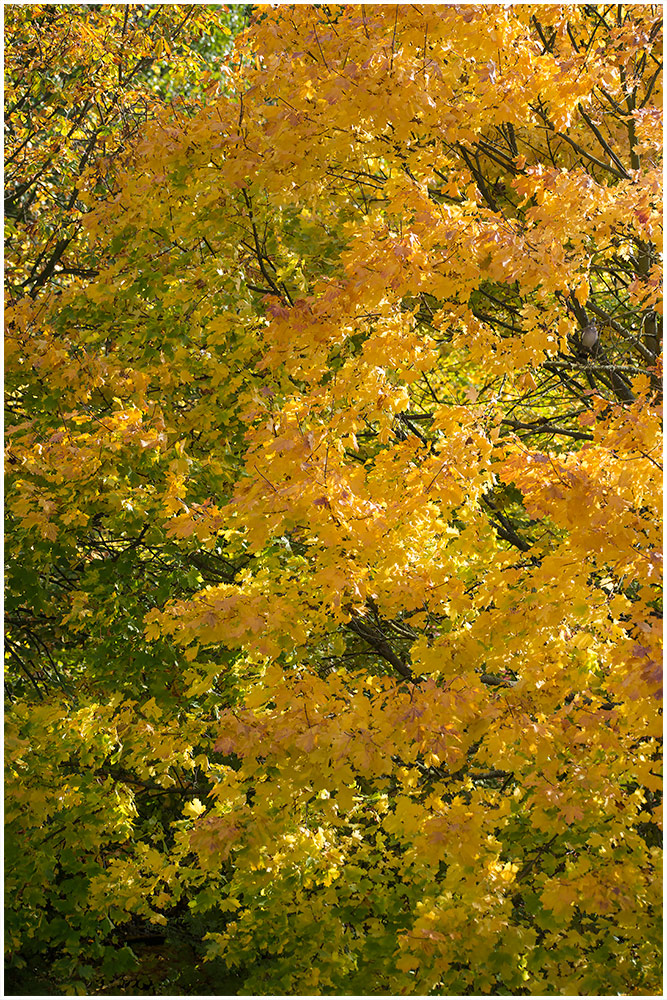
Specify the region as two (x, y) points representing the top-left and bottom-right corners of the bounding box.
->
(5, 4), (662, 996)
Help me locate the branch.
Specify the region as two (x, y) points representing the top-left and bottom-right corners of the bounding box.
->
(481, 673), (516, 688)
(481, 495), (532, 553)
(577, 104), (630, 178)
(347, 617), (414, 680)
(586, 302), (658, 365)
(501, 418), (593, 441)
(27, 235), (74, 297)
(242, 189), (293, 305)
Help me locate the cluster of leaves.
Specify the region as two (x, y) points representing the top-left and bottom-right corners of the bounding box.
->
(5, 4), (662, 996)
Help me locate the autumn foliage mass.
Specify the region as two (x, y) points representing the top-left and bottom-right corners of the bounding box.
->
(5, 4), (662, 995)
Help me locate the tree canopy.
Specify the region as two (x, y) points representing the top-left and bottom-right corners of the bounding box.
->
(5, 4), (662, 996)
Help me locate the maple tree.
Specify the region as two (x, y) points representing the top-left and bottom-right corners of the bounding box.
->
(5, 4), (662, 995)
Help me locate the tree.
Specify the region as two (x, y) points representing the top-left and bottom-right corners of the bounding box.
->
(5, 4), (662, 995)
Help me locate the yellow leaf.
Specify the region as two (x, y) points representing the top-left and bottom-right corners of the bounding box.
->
(183, 798), (207, 818)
